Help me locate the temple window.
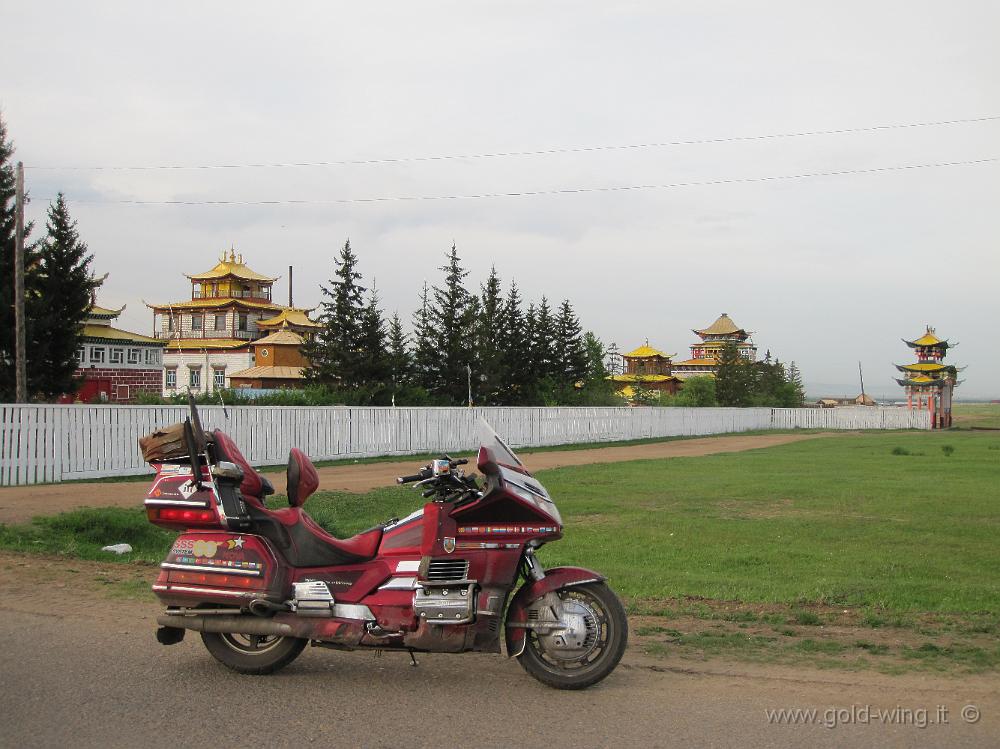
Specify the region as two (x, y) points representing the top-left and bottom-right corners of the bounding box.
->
(165, 368), (177, 389)
(238, 313), (248, 331)
(191, 314), (203, 331)
(90, 346), (105, 364)
(145, 349), (159, 365)
(110, 348), (124, 364)
(189, 366), (202, 390)
(128, 349), (141, 364)
(75, 346), (85, 364)
(214, 313), (227, 330)
(213, 368), (226, 390)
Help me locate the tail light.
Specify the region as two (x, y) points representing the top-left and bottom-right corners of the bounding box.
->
(157, 507), (216, 523)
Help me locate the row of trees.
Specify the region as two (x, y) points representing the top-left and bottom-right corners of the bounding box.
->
(0, 115), (97, 401)
(302, 241), (617, 406)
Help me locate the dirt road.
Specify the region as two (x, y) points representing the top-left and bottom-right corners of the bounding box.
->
(0, 432), (828, 524)
(1, 553), (996, 749)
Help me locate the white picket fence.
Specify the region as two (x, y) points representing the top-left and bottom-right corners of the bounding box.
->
(0, 404), (929, 486)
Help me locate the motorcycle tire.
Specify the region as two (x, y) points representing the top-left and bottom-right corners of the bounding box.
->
(200, 631), (307, 675)
(517, 581), (628, 690)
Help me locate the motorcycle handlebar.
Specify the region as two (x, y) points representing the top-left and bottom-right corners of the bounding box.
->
(397, 469), (431, 485)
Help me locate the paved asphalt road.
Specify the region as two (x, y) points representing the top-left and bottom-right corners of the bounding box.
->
(2, 603), (997, 749)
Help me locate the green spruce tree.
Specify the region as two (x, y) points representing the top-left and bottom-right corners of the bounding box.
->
(427, 243), (477, 403)
(714, 341), (754, 406)
(32, 194), (96, 398)
(411, 280), (438, 392)
(475, 266), (507, 405)
(356, 284), (389, 392)
(554, 299), (588, 384)
(387, 311), (412, 388)
(303, 239), (366, 387)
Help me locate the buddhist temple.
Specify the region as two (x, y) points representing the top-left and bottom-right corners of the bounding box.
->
(146, 250), (316, 394)
(895, 325), (962, 428)
(608, 343), (681, 398)
(69, 301), (165, 403)
(229, 324), (309, 389)
(671, 313), (757, 379)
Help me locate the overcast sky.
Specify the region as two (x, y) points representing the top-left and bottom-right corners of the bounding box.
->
(3, 1), (998, 398)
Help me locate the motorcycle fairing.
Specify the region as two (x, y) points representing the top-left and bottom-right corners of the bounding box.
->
(503, 566), (607, 657)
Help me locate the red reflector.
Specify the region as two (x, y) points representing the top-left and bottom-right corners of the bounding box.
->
(157, 508), (215, 524)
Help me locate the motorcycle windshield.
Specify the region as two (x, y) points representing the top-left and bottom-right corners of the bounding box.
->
(476, 418), (525, 472)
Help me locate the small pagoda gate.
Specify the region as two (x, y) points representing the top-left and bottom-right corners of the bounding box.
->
(608, 342), (681, 398)
(895, 326), (962, 429)
(671, 313), (757, 379)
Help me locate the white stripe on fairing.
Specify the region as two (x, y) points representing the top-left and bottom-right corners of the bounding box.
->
(158, 585), (255, 598)
(395, 560), (420, 572)
(378, 576), (417, 590)
(160, 562), (260, 577)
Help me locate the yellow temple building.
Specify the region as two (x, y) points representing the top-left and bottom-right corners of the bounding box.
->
(608, 343), (681, 398)
(671, 313), (757, 379)
(145, 251), (317, 394)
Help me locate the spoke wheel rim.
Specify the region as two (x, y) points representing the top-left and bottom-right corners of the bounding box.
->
(528, 589), (613, 673)
(218, 632), (285, 655)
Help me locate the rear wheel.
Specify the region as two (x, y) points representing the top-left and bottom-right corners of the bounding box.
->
(200, 631), (307, 675)
(517, 582), (628, 690)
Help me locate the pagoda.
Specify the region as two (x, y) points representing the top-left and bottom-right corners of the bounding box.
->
(671, 313), (757, 379)
(608, 343), (681, 398)
(895, 325), (962, 428)
(146, 250), (315, 395)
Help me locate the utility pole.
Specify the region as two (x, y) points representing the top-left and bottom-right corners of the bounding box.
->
(466, 363), (472, 408)
(14, 161), (26, 403)
(858, 360), (866, 403)
(288, 265), (293, 307)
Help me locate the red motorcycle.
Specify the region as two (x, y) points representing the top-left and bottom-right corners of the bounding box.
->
(145, 401), (627, 689)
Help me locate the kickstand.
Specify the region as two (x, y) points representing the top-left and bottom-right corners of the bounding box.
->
(407, 649), (419, 667)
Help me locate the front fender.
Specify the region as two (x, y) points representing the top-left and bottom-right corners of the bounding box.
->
(504, 566), (606, 657)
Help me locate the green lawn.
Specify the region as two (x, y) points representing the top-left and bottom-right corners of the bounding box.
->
(2, 430), (998, 616)
(953, 402), (1000, 429)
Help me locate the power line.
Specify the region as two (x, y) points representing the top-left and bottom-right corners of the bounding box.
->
(24, 115), (1000, 172)
(45, 156), (999, 206)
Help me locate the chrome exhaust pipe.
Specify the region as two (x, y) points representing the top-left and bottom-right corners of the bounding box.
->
(157, 614), (294, 637)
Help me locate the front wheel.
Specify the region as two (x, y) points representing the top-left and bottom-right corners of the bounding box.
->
(517, 582), (628, 690)
(200, 631), (307, 675)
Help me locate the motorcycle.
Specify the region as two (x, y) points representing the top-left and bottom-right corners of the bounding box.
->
(144, 400), (628, 689)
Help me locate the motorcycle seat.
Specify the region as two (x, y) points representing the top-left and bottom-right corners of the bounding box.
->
(213, 430), (382, 567)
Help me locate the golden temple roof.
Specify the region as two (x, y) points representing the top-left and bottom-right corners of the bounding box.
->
(160, 338), (251, 351)
(81, 324), (162, 345)
(609, 373), (679, 383)
(257, 307), (321, 329)
(254, 328), (305, 346)
(693, 313), (749, 337)
(673, 358), (717, 366)
(144, 298), (283, 312)
(896, 362), (948, 372)
(87, 304), (124, 319)
(186, 251), (278, 283)
(623, 344), (674, 359)
(229, 365), (306, 380)
(903, 325), (955, 349)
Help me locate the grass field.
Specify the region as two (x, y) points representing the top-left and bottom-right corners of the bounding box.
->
(953, 402), (1000, 429)
(2, 427), (998, 672)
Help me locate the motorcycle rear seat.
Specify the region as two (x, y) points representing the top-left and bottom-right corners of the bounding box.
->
(212, 430), (382, 567)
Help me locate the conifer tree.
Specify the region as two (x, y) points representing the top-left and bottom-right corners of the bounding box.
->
(787, 361), (806, 406)
(499, 280), (528, 404)
(356, 284), (389, 389)
(427, 243), (477, 403)
(387, 312), (412, 388)
(531, 296), (556, 382)
(32, 194), (96, 398)
(554, 299), (588, 384)
(411, 280), (437, 392)
(714, 341), (754, 406)
(303, 240), (366, 387)
(475, 266), (507, 405)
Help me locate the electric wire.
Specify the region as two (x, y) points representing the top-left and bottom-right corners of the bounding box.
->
(43, 156), (1000, 206)
(23, 115), (1000, 172)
